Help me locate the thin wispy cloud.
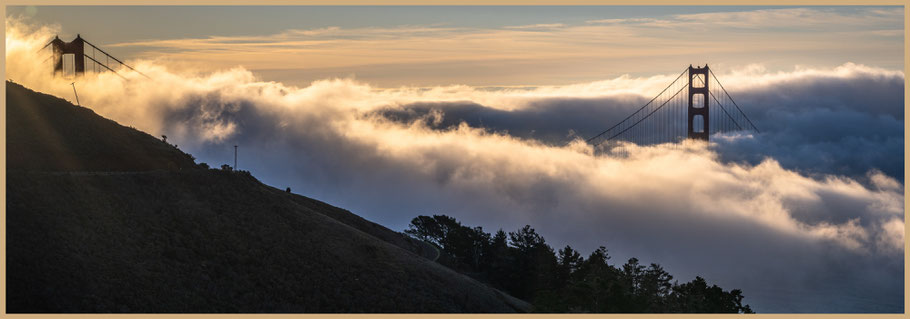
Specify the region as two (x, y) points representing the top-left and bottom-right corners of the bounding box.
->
(87, 7), (903, 87)
(503, 23), (567, 29)
(670, 7), (903, 30)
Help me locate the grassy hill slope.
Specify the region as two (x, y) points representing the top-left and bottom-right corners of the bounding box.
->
(5, 81), (528, 313)
(6, 82), (197, 172)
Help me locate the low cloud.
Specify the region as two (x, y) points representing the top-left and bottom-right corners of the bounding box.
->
(372, 63), (905, 181)
(6, 18), (904, 313)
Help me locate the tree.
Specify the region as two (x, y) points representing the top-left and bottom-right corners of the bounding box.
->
(583, 246), (611, 274)
(490, 229), (508, 251)
(669, 276), (753, 313)
(580, 247), (620, 312)
(556, 245), (584, 288)
(466, 226), (491, 270)
(508, 225), (545, 253)
(404, 215), (444, 246)
(483, 229), (513, 291)
(534, 245), (586, 312)
(507, 225), (557, 301)
(621, 257), (645, 297)
(404, 215), (491, 272)
(638, 263), (673, 312)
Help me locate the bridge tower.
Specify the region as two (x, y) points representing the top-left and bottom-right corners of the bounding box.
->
(50, 34), (86, 76)
(687, 65), (709, 141)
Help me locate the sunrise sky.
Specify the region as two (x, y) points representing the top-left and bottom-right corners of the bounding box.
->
(7, 6), (904, 86)
(5, 5), (906, 313)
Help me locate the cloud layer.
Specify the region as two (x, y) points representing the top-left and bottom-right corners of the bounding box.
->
(6, 18), (904, 313)
(373, 63), (905, 181)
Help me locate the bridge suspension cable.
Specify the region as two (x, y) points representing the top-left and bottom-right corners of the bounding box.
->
(585, 67), (688, 146)
(709, 68), (759, 133)
(37, 35), (150, 80)
(82, 39), (150, 79)
(580, 65), (760, 156)
(596, 85), (686, 145)
(694, 74), (743, 132)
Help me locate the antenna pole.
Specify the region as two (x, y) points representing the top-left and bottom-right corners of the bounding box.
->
(234, 145), (238, 170)
(71, 82), (80, 106)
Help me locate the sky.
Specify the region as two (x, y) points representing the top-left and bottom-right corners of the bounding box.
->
(7, 5), (904, 87)
(5, 5), (906, 313)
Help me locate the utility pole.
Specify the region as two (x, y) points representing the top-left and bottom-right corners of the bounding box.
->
(234, 145), (238, 170)
(71, 82), (80, 106)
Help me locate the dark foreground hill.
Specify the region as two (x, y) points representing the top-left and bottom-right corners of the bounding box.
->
(5, 81), (529, 313)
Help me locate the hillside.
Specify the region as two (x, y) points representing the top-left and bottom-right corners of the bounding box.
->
(6, 82), (197, 172)
(5, 81), (529, 313)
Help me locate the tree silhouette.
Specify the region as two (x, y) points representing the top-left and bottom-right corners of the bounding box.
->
(556, 245), (583, 288)
(403, 214), (753, 313)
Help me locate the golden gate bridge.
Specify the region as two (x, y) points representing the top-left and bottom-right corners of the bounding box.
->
(40, 35), (759, 155)
(39, 34), (149, 80)
(583, 65), (759, 156)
